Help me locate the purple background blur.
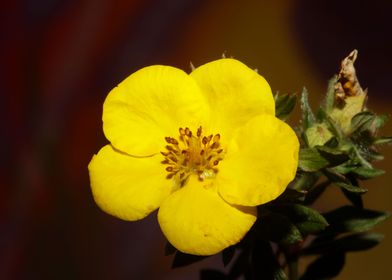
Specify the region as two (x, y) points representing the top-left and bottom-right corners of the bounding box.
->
(1, 1), (391, 279)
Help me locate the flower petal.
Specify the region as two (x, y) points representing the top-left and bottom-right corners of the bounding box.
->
(88, 145), (175, 221)
(217, 114), (299, 206)
(103, 65), (209, 156)
(190, 58), (274, 137)
(157, 176), (256, 255)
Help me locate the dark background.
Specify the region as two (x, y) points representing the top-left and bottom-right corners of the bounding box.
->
(1, 0), (391, 279)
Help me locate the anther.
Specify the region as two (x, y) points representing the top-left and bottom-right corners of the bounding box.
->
(211, 142), (219, 149)
(200, 149), (205, 156)
(202, 137), (208, 145)
(197, 126), (202, 137)
(213, 134), (220, 142)
(166, 166), (174, 172)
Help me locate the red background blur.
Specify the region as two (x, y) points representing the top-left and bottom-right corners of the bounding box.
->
(1, 1), (391, 279)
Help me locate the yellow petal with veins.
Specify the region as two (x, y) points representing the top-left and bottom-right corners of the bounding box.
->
(88, 145), (176, 221)
(217, 114), (299, 206)
(158, 176), (256, 256)
(103, 65), (209, 157)
(190, 58), (274, 138)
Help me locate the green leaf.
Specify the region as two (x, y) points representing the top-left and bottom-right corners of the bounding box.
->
(257, 212), (303, 246)
(350, 111), (375, 134)
(373, 114), (389, 129)
(269, 204), (329, 235)
(299, 148), (329, 171)
(303, 233), (384, 255)
(299, 147), (349, 172)
(324, 75), (338, 112)
(324, 206), (390, 234)
(275, 93), (297, 120)
(334, 181), (367, 193)
(300, 252), (345, 280)
(351, 166), (385, 179)
(373, 136), (392, 145)
(172, 252), (207, 268)
(301, 87), (315, 130)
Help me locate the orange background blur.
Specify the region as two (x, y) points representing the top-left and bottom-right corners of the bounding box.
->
(1, 0), (391, 279)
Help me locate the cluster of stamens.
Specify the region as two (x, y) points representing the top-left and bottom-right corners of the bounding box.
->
(161, 126), (224, 184)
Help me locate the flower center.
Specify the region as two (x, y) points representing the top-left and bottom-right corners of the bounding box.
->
(161, 126), (224, 184)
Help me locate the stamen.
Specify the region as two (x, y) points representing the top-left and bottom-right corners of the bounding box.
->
(161, 126), (224, 185)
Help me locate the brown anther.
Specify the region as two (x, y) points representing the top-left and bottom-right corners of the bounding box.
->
(210, 142), (219, 149)
(197, 126), (202, 137)
(168, 156), (177, 163)
(181, 150), (187, 154)
(180, 172), (185, 179)
(161, 151), (169, 156)
(166, 145), (174, 151)
(208, 135), (213, 142)
(213, 134), (220, 142)
(217, 149), (223, 154)
(185, 127), (191, 136)
(166, 166), (174, 172)
(166, 173), (175, 179)
(202, 137), (208, 145)
(179, 127), (185, 135)
(213, 160), (219, 166)
(200, 149), (205, 156)
(161, 159), (169, 164)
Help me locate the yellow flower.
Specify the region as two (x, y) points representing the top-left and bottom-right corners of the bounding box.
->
(88, 59), (299, 256)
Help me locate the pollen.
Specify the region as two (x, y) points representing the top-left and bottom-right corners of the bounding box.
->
(161, 126), (224, 183)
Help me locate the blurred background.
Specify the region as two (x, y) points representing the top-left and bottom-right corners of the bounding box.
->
(1, 0), (391, 279)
